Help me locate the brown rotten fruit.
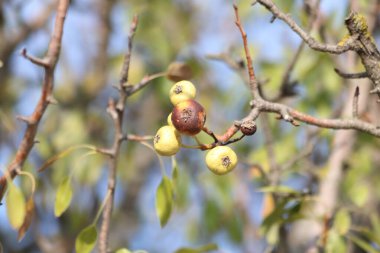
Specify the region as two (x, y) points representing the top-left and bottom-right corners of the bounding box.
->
(171, 99), (206, 135)
(240, 120), (257, 136)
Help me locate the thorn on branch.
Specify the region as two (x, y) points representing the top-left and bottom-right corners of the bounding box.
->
(353, 86), (359, 118)
(47, 95), (58, 105)
(270, 15), (277, 23)
(106, 98), (118, 119)
(237, 59), (245, 69)
(112, 84), (121, 91)
(16, 115), (35, 125)
(20, 48), (49, 68)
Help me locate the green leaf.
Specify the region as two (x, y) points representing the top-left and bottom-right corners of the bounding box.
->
(266, 222), (280, 245)
(347, 235), (379, 253)
(227, 213), (243, 243)
(115, 249), (132, 253)
(203, 200), (221, 233)
(6, 182), (26, 229)
(348, 183), (369, 207)
(75, 225), (97, 253)
(172, 159), (178, 183)
(174, 243), (218, 253)
(54, 177), (73, 217)
(370, 214), (380, 238)
(325, 230), (346, 253)
(258, 185), (298, 195)
(333, 209), (351, 235)
(354, 226), (380, 245)
(155, 176), (173, 227)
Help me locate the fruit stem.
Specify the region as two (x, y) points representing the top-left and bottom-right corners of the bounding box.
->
(93, 189), (111, 225)
(181, 144), (204, 149)
(140, 141), (166, 176)
(221, 134), (245, 145)
(201, 126), (219, 142)
(192, 135), (203, 145)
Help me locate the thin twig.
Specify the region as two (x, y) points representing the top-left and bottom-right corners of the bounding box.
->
(334, 68), (369, 79)
(98, 16), (139, 253)
(98, 15), (164, 253)
(221, 134), (245, 145)
(233, 4), (260, 98)
(125, 71), (166, 96)
(255, 0), (357, 54)
(231, 5), (380, 138)
(256, 0), (380, 100)
(246, 99), (380, 137)
(127, 134), (154, 141)
(0, 2), (56, 63)
(0, 0), (69, 201)
(274, 0), (321, 101)
(120, 15), (138, 86)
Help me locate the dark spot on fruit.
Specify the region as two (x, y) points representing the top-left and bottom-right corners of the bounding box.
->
(222, 156), (231, 168)
(154, 134), (160, 144)
(181, 108), (192, 123)
(174, 85), (183, 94)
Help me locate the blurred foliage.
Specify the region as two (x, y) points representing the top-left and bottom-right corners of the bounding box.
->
(1, 0), (380, 253)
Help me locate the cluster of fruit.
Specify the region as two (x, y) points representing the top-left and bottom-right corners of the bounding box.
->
(153, 80), (239, 175)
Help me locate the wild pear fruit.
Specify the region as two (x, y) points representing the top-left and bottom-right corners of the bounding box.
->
(171, 99), (206, 136)
(205, 146), (238, 175)
(169, 80), (196, 105)
(153, 125), (181, 156)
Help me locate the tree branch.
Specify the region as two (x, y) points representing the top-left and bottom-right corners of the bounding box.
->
(98, 15), (164, 253)
(233, 4), (260, 99)
(255, 0), (357, 54)
(247, 98), (380, 137)
(274, 0), (321, 101)
(97, 15), (138, 251)
(231, 5), (380, 138)
(0, 0), (69, 201)
(255, 0), (380, 100)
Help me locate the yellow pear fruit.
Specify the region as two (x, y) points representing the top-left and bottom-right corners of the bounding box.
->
(154, 125), (181, 156)
(169, 80), (196, 105)
(205, 146), (238, 175)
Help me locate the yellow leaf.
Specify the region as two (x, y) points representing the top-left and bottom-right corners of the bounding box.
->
(6, 183), (26, 229)
(18, 197), (35, 241)
(262, 193), (275, 218)
(54, 177), (73, 217)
